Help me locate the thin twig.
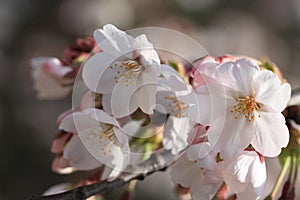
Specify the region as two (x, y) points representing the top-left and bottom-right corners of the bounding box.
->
(27, 150), (174, 200)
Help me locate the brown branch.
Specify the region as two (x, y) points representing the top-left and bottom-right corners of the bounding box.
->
(27, 150), (174, 200)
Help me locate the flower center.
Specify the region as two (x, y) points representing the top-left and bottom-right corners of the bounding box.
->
(100, 124), (115, 142)
(165, 95), (189, 117)
(109, 60), (142, 86)
(231, 96), (260, 122)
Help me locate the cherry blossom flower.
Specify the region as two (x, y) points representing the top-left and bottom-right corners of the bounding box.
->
(170, 150), (266, 200)
(82, 24), (161, 118)
(154, 66), (196, 155)
(191, 58), (291, 158)
(31, 57), (73, 99)
(223, 151), (266, 200)
(59, 108), (130, 171)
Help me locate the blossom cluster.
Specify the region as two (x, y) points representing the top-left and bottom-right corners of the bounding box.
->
(31, 24), (292, 199)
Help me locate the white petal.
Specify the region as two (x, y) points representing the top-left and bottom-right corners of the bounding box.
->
(171, 154), (222, 199)
(186, 142), (211, 161)
(223, 155), (252, 193)
(102, 93), (113, 114)
(136, 67), (158, 115)
(215, 58), (259, 95)
(160, 64), (180, 78)
(158, 74), (190, 93)
(82, 52), (128, 94)
(113, 126), (130, 149)
(83, 108), (117, 126)
(236, 185), (261, 200)
(110, 70), (139, 118)
(162, 116), (190, 154)
(63, 136), (102, 170)
(94, 24), (135, 59)
(250, 154), (266, 197)
(191, 84), (229, 125)
(224, 152), (266, 200)
(134, 34), (160, 65)
(211, 114), (255, 160)
(252, 112), (289, 157)
(253, 70), (291, 112)
(59, 112), (99, 134)
(78, 127), (128, 171)
(170, 153), (201, 187)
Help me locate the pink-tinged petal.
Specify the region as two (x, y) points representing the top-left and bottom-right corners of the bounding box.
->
(31, 57), (71, 80)
(191, 56), (218, 88)
(93, 24), (135, 59)
(134, 34), (160, 65)
(253, 70), (291, 112)
(137, 67), (158, 115)
(162, 116), (190, 154)
(51, 131), (73, 153)
(83, 108), (118, 126)
(80, 90), (97, 109)
(110, 70), (139, 118)
(31, 59), (72, 99)
(82, 52), (123, 93)
(63, 136), (102, 171)
(187, 123), (207, 145)
(252, 112), (289, 157)
(41, 59), (72, 81)
(51, 155), (73, 174)
(56, 109), (76, 125)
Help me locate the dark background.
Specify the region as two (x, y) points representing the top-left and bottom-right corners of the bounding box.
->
(1, 0), (300, 199)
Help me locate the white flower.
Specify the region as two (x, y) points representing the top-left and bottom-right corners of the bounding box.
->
(193, 58), (291, 158)
(59, 108), (130, 172)
(170, 150), (266, 200)
(62, 135), (102, 171)
(223, 151), (266, 200)
(83, 24), (161, 118)
(155, 67), (194, 154)
(170, 151), (223, 200)
(31, 57), (73, 99)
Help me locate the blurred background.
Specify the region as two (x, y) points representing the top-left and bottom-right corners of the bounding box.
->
(1, 0), (300, 199)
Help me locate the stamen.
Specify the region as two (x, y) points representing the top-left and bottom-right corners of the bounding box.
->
(109, 60), (143, 86)
(165, 95), (188, 117)
(231, 96), (260, 122)
(100, 125), (115, 142)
